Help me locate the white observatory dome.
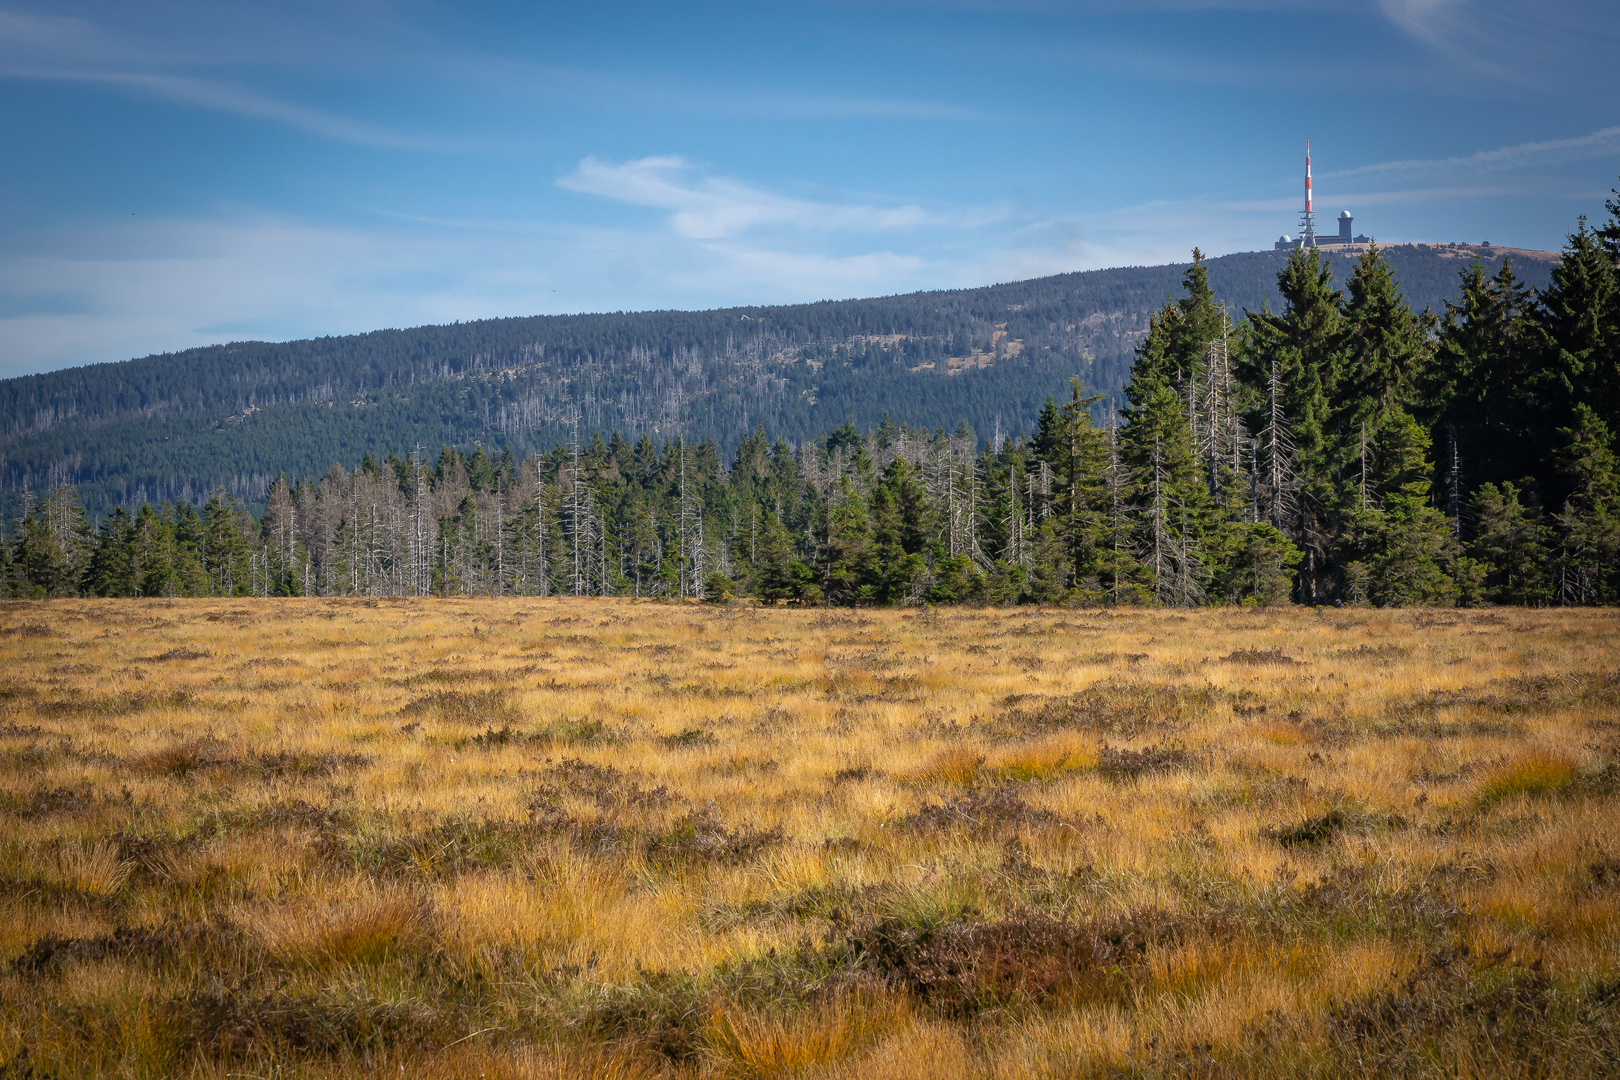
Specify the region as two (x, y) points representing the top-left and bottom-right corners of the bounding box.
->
(1338, 210), (1352, 219)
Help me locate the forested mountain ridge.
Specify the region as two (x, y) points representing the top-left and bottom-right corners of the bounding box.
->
(5, 188), (1617, 609)
(1, 243), (1554, 519)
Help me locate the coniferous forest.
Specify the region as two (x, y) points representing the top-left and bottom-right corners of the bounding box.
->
(5, 190), (1616, 607)
(0, 244), (1553, 523)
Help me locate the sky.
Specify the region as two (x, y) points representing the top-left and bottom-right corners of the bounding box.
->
(1, 0), (1617, 378)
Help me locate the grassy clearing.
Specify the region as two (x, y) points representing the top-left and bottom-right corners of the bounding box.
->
(0, 598), (1617, 1078)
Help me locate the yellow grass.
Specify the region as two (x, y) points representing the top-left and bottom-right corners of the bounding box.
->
(0, 598), (1617, 1078)
(1476, 748), (1578, 806)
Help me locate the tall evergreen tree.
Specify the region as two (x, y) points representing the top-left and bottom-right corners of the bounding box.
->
(1553, 404), (1620, 604)
(1355, 410), (1458, 606)
(1429, 259), (1537, 490)
(1470, 482), (1552, 605)
(1244, 247), (1345, 601)
(1531, 221), (1619, 495)
(1168, 249), (1225, 378)
(1120, 325), (1209, 604)
(1338, 244), (1433, 431)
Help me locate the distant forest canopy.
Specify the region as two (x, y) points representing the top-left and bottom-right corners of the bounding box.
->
(5, 189), (1617, 608)
(0, 242), (1556, 522)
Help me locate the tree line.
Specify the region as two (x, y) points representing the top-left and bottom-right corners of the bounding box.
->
(4, 192), (1615, 606)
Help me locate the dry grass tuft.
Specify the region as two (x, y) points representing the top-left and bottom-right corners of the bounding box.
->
(1477, 750), (1577, 806)
(129, 738), (232, 777)
(42, 839), (131, 898)
(260, 893), (433, 968)
(910, 747), (984, 785)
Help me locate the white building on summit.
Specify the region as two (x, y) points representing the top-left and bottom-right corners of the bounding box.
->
(1274, 141), (1371, 250)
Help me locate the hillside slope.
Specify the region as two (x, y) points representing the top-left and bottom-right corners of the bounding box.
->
(0, 244), (1556, 516)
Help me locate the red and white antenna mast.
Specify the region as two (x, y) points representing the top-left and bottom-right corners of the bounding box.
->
(1299, 139), (1317, 247)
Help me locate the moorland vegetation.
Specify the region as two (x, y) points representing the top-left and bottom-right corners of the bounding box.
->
(1, 599), (1617, 1078)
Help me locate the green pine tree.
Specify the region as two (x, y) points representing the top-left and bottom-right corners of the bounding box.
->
(1470, 482), (1552, 605)
(1429, 259), (1537, 490)
(1553, 404), (1620, 604)
(1354, 411), (1458, 606)
(1244, 247), (1346, 601)
(1532, 221), (1619, 483)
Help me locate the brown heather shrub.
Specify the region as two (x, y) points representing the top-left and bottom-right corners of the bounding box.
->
(659, 727), (720, 749)
(248, 748), (370, 778)
(11, 919), (240, 977)
(129, 738), (234, 777)
(1220, 647), (1300, 666)
(139, 647), (211, 662)
(995, 680), (1198, 738)
(35, 688), (195, 717)
(645, 810), (783, 867)
(399, 688), (519, 725)
(849, 909), (1197, 1016)
(529, 756), (672, 813)
(901, 785), (1061, 833)
(1096, 743), (1192, 781)
(1265, 809), (1350, 849)
(3, 785), (92, 817)
(171, 980), (448, 1060)
(1, 623), (55, 638)
(1323, 950), (1620, 1077)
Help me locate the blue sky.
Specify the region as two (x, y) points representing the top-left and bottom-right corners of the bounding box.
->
(1, 0), (1616, 377)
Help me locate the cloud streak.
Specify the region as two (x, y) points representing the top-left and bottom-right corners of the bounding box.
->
(1324, 124), (1620, 180)
(0, 9), (458, 151)
(557, 157), (1003, 239)
(13, 66), (463, 151)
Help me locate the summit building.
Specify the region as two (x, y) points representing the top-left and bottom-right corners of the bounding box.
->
(1274, 141), (1372, 250)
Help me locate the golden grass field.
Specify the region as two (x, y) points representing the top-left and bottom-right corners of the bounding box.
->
(1, 598), (1618, 1078)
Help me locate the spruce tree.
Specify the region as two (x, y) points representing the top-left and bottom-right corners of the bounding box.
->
(85, 508), (136, 597)
(1168, 249), (1224, 378)
(868, 458), (929, 603)
(1470, 482), (1552, 605)
(1216, 523), (1300, 606)
(1053, 379), (1110, 590)
(1355, 411), (1458, 606)
(820, 476), (873, 605)
(1246, 247), (1344, 478)
(1532, 222), (1619, 489)
(1244, 247), (1345, 601)
(1553, 404), (1620, 604)
(1430, 259), (1537, 490)
(1339, 244), (1432, 445)
(1601, 176), (1620, 266)
(1119, 354), (1208, 604)
(202, 491), (252, 596)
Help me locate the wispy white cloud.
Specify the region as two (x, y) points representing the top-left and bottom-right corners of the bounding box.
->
(17, 67), (464, 151)
(1324, 125), (1620, 181)
(0, 6), (991, 150)
(1375, 0), (1470, 43)
(0, 8), (458, 150)
(1372, 0), (1618, 85)
(557, 156), (1003, 239)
